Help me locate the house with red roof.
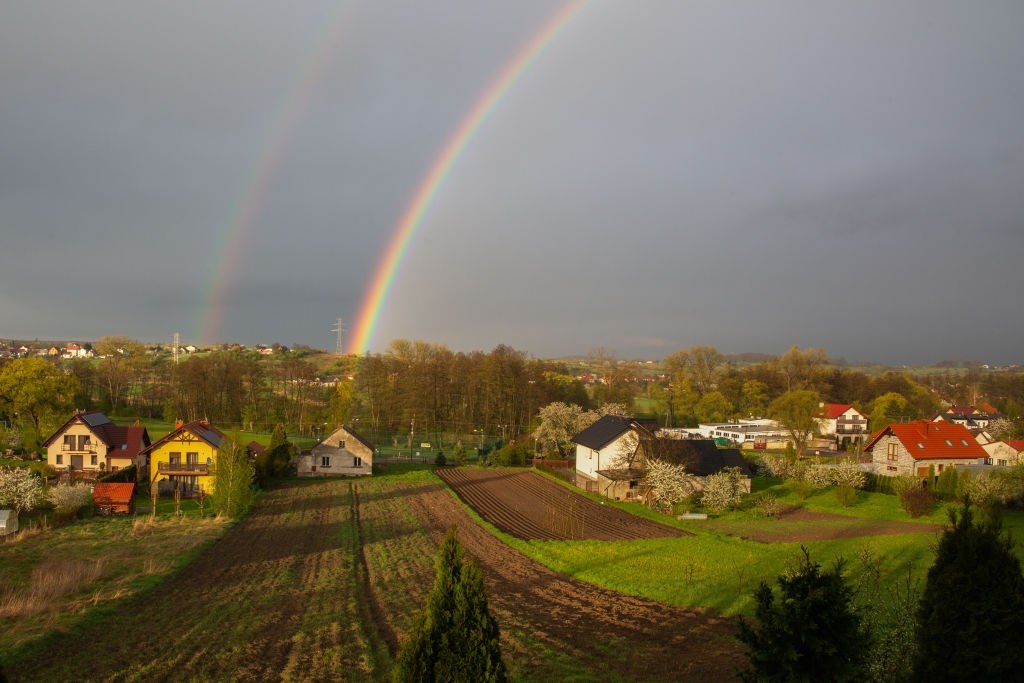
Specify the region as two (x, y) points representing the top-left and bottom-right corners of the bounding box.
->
(865, 420), (988, 477)
(816, 403), (870, 451)
(43, 411), (151, 477)
(933, 404), (1004, 431)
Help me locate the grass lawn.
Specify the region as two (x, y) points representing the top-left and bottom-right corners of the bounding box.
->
(0, 508), (230, 656)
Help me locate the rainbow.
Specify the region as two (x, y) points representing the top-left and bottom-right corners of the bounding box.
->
(197, 5), (353, 345)
(347, 0), (590, 355)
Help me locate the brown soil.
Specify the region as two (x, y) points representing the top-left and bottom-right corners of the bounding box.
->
(401, 478), (744, 682)
(696, 505), (943, 543)
(436, 467), (686, 541)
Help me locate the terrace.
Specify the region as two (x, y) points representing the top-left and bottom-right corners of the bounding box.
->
(157, 462), (210, 475)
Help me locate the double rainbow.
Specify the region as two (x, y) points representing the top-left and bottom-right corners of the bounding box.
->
(346, 0), (590, 354)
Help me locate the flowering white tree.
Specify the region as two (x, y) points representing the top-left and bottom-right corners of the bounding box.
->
(701, 466), (746, 512)
(533, 403), (591, 458)
(642, 458), (697, 509)
(0, 466), (43, 515)
(48, 482), (93, 514)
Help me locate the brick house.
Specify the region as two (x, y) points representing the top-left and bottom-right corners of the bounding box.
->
(866, 420), (987, 478)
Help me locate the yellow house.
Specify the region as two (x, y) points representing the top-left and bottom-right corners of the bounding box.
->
(142, 419), (226, 497)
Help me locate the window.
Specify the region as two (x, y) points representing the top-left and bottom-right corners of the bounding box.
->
(887, 465), (897, 472)
(353, 456), (362, 467)
(338, 440), (346, 448)
(78, 435), (91, 451)
(90, 454), (97, 466)
(887, 443), (898, 462)
(63, 435), (75, 451)
(169, 452), (181, 465)
(56, 454), (63, 465)
(629, 480), (639, 489)
(186, 452), (198, 465)
(321, 456), (331, 468)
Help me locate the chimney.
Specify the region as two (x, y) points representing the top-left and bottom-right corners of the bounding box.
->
(174, 418), (184, 430)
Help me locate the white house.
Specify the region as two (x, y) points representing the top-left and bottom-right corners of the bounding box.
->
(816, 403), (870, 451)
(572, 415), (656, 492)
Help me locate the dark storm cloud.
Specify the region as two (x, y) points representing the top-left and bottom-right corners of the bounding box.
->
(2, 2), (1022, 364)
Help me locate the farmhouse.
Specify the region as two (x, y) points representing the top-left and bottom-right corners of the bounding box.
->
(43, 411), (151, 478)
(141, 419), (226, 497)
(298, 424), (374, 477)
(572, 415), (657, 494)
(572, 416), (751, 500)
(866, 420), (987, 477)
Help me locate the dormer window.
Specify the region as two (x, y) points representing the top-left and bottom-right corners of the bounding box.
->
(945, 439), (953, 447)
(917, 443), (925, 449)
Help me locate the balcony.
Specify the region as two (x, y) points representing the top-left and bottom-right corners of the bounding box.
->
(158, 462), (210, 475)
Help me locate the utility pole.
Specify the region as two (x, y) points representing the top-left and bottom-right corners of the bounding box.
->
(330, 318), (345, 355)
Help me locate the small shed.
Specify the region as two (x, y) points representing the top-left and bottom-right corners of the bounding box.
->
(0, 510), (17, 536)
(92, 482), (136, 515)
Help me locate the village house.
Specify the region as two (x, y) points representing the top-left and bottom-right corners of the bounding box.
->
(141, 419), (226, 497)
(816, 403), (870, 451)
(43, 411), (151, 477)
(297, 424), (374, 477)
(572, 416), (750, 500)
(933, 404), (1004, 432)
(866, 420), (988, 478)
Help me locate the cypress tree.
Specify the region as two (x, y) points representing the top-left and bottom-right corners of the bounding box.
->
(394, 528), (507, 682)
(913, 500), (1024, 680)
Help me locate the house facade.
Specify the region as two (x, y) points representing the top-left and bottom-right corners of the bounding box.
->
(816, 404), (870, 451)
(298, 424), (374, 477)
(572, 415), (655, 495)
(866, 420), (987, 478)
(43, 411), (150, 477)
(141, 419), (225, 497)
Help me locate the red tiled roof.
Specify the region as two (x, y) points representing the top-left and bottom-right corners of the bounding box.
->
(865, 420), (987, 460)
(1009, 440), (1024, 452)
(92, 482), (136, 505)
(823, 403), (854, 419)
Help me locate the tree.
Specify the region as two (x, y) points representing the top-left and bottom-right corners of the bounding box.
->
(775, 346), (830, 393)
(0, 466), (42, 516)
(914, 501), (1024, 680)
(739, 380), (770, 418)
(532, 402), (589, 458)
(870, 391), (909, 429)
(94, 335), (146, 412)
(642, 458), (697, 510)
(0, 358), (78, 446)
(737, 547), (870, 682)
(701, 466), (746, 512)
(211, 435), (255, 518)
(393, 528), (507, 682)
(693, 391), (734, 423)
(768, 390), (821, 456)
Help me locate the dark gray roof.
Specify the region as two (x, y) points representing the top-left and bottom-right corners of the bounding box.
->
(81, 411), (112, 427)
(649, 439), (752, 477)
(572, 415), (656, 450)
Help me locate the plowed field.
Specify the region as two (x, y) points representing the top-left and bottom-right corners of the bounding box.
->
(436, 467), (686, 541)
(4, 474), (741, 682)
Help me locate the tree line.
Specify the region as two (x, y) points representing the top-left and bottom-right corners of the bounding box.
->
(2, 338), (1023, 454)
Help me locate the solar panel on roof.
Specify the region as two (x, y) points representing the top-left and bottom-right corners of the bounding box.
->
(82, 412), (110, 426)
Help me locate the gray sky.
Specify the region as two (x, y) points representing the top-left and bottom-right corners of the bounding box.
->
(3, 1), (1022, 365)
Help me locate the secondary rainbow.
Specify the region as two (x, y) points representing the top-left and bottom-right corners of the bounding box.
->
(197, 5), (353, 345)
(347, 0), (590, 355)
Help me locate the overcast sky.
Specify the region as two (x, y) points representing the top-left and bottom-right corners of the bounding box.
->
(3, 1), (1023, 365)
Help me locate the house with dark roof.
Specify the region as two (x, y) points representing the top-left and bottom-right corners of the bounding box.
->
(933, 404), (1004, 432)
(43, 411), (151, 477)
(572, 415), (656, 495)
(865, 420), (988, 477)
(140, 419), (228, 497)
(572, 415), (749, 500)
(298, 424), (375, 477)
